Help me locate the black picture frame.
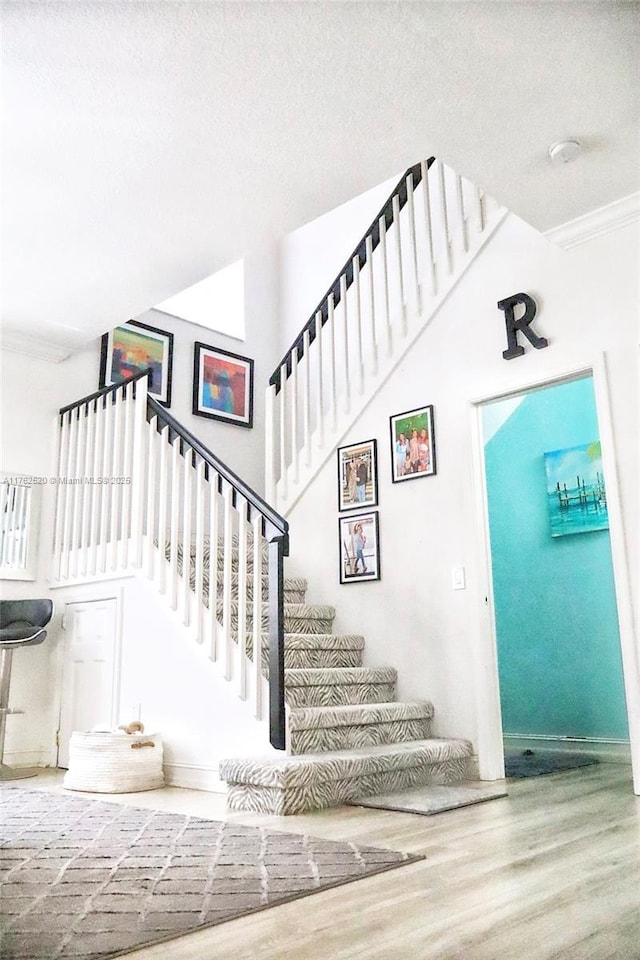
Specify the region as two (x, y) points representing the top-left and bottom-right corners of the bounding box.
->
(339, 512), (381, 584)
(192, 341), (254, 428)
(99, 319), (174, 407)
(389, 404), (436, 482)
(337, 439), (378, 512)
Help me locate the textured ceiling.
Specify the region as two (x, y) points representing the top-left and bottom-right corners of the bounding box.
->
(2, 1), (639, 359)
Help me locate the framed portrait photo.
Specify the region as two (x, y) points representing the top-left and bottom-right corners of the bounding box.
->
(339, 512), (380, 584)
(192, 342), (254, 428)
(390, 404), (436, 482)
(337, 439), (378, 512)
(100, 319), (174, 407)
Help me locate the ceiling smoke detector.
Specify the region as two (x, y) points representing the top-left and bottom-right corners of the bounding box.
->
(548, 139), (582, 165)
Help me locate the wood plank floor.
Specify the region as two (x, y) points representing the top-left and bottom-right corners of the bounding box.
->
(30, 764), (640, 959)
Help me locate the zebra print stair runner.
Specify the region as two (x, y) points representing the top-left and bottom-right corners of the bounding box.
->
(169, 539), (473, 814)
(219, 740), (472, 816)
(216, 566), (472, 813)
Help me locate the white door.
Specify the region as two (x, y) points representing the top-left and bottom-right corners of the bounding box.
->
(58, 598), (119, 767)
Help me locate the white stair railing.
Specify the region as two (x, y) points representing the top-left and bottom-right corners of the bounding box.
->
(266, 157), (506, 514)
(51, 370), (289, 749)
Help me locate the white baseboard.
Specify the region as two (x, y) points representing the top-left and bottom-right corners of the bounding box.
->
(163, 762), (227, 793)
(503, 734), (631, 764)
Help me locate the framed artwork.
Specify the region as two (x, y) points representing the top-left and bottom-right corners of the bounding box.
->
(100, 319), (174, 407)
(390, 404), (436, 482)
(544, 441), (608, 537)
(192, 342), (254, 428)
(337, 439), (378, 512)
(339, 512), (380, 584)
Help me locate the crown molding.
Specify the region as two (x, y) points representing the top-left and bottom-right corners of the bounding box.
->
(0, 331), (73, 363)
(544, 192), (640, 250)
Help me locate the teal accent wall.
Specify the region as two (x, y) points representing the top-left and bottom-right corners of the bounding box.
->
(483, 377), (628, 740)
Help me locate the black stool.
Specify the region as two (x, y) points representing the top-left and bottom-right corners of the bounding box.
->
(0, 599), (53, 780)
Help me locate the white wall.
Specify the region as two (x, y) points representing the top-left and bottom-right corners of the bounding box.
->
(47, 575), (275, 790)
(279, 173), (399, 353)
(0, 243), (280, 767)
(285, 214), (639, 751)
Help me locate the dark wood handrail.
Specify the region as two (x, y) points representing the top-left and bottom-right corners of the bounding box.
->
(146, 397), (289, 752)
(147, 397), (288, 544)
(59, 368), (152, 418)
(269, 158), (435, 393)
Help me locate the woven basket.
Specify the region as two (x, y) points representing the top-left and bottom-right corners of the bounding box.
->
(63, 731), (165, 793)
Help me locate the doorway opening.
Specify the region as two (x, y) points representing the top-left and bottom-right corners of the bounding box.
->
(475, 369), (635, 785)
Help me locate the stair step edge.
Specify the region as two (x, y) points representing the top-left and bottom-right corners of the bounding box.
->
(285, 666), (397, 686)
(287, 701), (434, 730)
(219, 738), (473, 788)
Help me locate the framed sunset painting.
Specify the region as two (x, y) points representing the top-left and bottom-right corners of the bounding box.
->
(100, 319), (174, 406)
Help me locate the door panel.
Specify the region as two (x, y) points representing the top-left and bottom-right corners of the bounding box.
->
(58, 598), (118, 767)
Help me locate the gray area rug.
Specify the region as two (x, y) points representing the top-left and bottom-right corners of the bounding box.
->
(504, 749), (600, 778)
(0, 786), (422, 960)
(348, 779), (507, 816)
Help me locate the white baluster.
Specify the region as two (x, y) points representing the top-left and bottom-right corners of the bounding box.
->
(265, 383), (276, 504)
(315, 311), (324, 447)
(145, 416), (158, 580)
(302, 328), (312, 464)
(392, 193), (406, 335)
(353, 255), (364, 393)
(130, 375), (148, 567)
(222, 484), (234, 681)
(251, 515), (263, 720)
(437, 159), (452, 274)
(98, 397), (111, 575)
(327, 293), (338, 430)
(456, 172), (468, 253)
(79, 400), (95, 578)
(340, 274), (351, 413)
(406, 170), (421, 314)
(289, 347), (299, 483)
(421, 159), (437, 295)
(194, 458), (206, 644)
(278, 362), (287, 501)
(88, 400), (102, 577)
(156, 423), (169, 594)
(52, 411), (69, 581)
(208, 469), (220, 662)
(366, 234), (378, 375)
(169, 434), (181, 610)
(181, 443), (193, 626)
(62, 409), (77, 580)
(475, 185), (485, 233)
(379, 214), (392, 355)
(119, 381), (133, 569)
(69, 405), (85, 579)
(237, 498), (248, 700)
(108, 388), (124, 572)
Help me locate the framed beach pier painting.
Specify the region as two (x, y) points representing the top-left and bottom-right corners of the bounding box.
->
(543, 441), (608, 537)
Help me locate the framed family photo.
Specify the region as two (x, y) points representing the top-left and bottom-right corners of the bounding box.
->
(339, 512), (380, 584)
(100, 319), (174, 406)
(192, 342), (254, 428)
(390, 404), (436, 482)
(337, 439), (378, 512)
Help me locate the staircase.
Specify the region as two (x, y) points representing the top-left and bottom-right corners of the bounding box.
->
(212, 567), (473, 815)
(50, 154), (499, 814)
